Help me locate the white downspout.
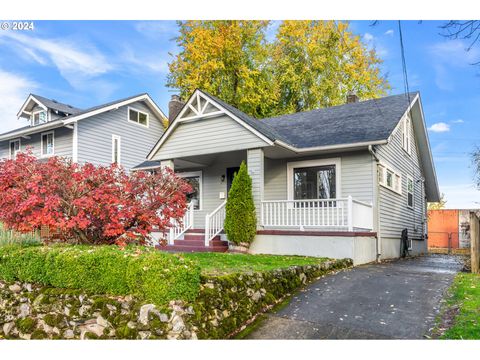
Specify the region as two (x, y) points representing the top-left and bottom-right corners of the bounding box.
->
(368, 145), (382, 262)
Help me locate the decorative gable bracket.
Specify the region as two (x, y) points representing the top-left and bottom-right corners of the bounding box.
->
(177, 91), (224, 122)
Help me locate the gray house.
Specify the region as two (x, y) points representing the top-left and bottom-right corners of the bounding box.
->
(137, 89), (439, 265)
(0, 93), (166, 170)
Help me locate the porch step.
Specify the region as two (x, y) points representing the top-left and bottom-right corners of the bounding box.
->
(184, 228), (205, 234)
(174, 238), (228, 246)
(156, 244), (228, 253)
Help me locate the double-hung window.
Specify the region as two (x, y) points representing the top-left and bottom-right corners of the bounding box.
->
(128, 107), (149, 127)
(402, 116), (412, 155)
(9, 139), (20, 159)
(32, 111), (47, 126)
(41, 131), (54, 157)
(407, 176), (414, 208)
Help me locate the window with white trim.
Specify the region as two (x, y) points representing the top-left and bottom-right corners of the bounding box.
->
(41, 131), (54, 157)
(31, 110), (47, 126)
(378, 164), (402, 194)
(9, 139), (20, 159)
(177, 171), (202, 210)
(407, 176), (414, 208)
(287, 158), (341, 205)
(402, 116), (412, 155)
(112, 135), (121, 165)
(128, 107), (149, 127)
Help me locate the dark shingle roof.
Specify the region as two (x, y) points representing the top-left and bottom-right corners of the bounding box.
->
(31, 94), (82, 115)
(261, 93), (418, 148)
(132, 160), (161, 170)
(200, 90), (417, 149)
(60, 93), (150, 122)
(198, 90), (290, 143)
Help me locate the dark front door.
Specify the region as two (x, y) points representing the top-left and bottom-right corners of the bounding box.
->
(226, 167), (240, 196)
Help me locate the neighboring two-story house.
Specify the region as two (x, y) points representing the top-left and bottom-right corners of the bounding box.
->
(0, 93), (166, 170)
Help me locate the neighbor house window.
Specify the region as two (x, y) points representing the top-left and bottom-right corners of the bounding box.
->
(177, 171), (202, 210)
(41, 131), (54, 157)
(112, 135), (121, 165)
(378, 164), (402, 194)
(9, 139), (20, 159)
(402, 116), (412, 155)
(287, 158), (341, 204)
(32, 111), (47, 126)
(407, 176), (414, 208)
(128, 107), (149, 127)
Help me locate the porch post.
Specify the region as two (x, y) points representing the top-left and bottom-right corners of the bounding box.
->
(247, 148), (264, 229)
(160, 159), (174, 170)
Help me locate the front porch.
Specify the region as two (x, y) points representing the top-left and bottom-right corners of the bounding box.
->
(146, 148), (375, 251)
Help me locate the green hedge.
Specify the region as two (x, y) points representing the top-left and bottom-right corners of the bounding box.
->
(0, 244), (201, 305)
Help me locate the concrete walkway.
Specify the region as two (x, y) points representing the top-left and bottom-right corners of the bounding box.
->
(247, 255), (464, 339)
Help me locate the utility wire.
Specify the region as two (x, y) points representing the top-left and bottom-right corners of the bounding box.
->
(398, 20), (419, 236)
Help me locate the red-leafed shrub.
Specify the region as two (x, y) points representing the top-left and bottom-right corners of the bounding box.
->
(0, 151), (191, 245)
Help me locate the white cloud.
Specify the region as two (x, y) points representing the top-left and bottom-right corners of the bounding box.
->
(384, 29), (394, 36)
(440, 183), (480, 209)
(0, 31), (113, 91)
(134, 21), (178, 39)
(429, 40), (480, 91)
(121, 46), (170, 74)
(430, 40), (480, 67)
(428, 122), (450, 133)
(363, 32), (374, 42)
(362, 32), (388, 58)
(452, 119), (464, 124)
(0, 70), (37, 132)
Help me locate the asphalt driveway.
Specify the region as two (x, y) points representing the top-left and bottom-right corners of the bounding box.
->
(247, 254), (464, 339)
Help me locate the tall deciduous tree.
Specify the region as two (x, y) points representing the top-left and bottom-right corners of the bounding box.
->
(168, 20), (389, 118)
(167, 20), (276, 118)
(272, 21), (389, 114)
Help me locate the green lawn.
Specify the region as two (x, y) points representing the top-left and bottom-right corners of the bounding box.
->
(440, 273), (480, 339)
(182, 252), (329, 275)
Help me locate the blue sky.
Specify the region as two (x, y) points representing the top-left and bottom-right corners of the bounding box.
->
(1, 20), (479, 208)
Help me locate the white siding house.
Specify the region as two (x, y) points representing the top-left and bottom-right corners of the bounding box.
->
(0, 93), (166, 171)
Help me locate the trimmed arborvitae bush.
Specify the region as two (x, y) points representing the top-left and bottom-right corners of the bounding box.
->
(224, 161), (257, 246)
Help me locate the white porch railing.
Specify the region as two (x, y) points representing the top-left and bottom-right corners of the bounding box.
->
(261, 196), (373, 231)
(205, 200), (227, 246)
(168, 202), (194, 244)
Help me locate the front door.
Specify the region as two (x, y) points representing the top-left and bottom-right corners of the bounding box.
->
(226, 167), (240, 196)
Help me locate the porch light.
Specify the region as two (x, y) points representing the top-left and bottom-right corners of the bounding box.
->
(220, 174), (226, 182)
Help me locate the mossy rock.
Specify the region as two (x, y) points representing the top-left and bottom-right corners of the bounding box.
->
(16, 317), (36, 333)
(43, 313), (65, 327)
(116, 325), (138, 339)
(31, 329), (48, 339)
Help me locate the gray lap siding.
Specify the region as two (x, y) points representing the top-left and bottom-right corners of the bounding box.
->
(0, 126), (73, 159)
(77, 101), (164, 170)
(264, 151), (374, 203)
(375, 116), (426, 245)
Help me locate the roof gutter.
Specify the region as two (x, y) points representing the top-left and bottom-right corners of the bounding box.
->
(274, 139), (389, 154)
(0, 121), (66, 141)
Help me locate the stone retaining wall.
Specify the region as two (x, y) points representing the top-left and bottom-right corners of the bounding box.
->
(0, 259), (351, 339)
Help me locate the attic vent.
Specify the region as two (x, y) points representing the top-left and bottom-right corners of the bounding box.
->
(52, 99), (58, 103)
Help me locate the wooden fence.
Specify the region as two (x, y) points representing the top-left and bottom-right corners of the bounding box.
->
(469, 211), (480, 274)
